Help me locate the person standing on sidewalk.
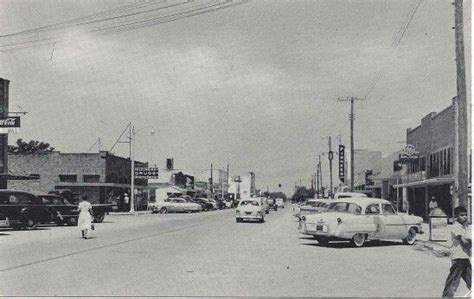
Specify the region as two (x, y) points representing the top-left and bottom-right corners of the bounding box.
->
(442, 206), (471, 297)
(77, 195), (93, 239)
(429, 196), (439, 212)
(124, 193), (130, 212)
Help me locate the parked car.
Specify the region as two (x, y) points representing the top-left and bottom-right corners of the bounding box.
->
(208, 199), (218, 210)
(192, 198), (214, 211)
(151, 198), (202, 214)
(214, 198), (227, 210)
(0, 190), (53, 230)
(235, 198), (265, 223)
(276, 198), (284, 208)
(38, 194), (112, 224)
(299, 197), (424, 247)
(266, 198), (278, 211)
(259, 197), (270, 214)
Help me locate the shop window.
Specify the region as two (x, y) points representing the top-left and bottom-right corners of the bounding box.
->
(83, 174), (100, 183)
(59, 175), (77, 182)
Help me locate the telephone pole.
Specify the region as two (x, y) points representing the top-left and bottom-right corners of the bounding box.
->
(328, 136), (334, 198)
(338, 97), (366, 192)
(210, 163), (213, 194)
(454, 0), (468, 209)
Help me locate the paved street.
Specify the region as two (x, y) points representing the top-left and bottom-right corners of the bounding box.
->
(0, 206), (469, 297)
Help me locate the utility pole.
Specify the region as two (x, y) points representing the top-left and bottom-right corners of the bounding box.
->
(318, 154), (323, 197)
(328, 136), (334, 198)
(210, 163), (213, 195)
(316, 167), (320, 198)
(454, 0), (469, 209)
(338, 97), (365, 192)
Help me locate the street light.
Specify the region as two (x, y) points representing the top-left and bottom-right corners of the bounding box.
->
(110, 122), (154, 213)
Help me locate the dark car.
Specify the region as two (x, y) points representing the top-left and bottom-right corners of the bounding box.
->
(214, 198), (227, 210)
(192, 198), (214, 211)
(37, 194), (79, 226)
(38, 193), (111, 224)
(0, 190), (53, 230)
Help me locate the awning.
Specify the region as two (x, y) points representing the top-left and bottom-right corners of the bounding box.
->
(55, 182), (153, 190)
(393, 177), (454, 188)
(0, 173), (40, 180)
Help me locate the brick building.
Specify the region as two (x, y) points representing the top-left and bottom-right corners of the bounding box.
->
(8, 151), (151, 210)
(393, 99), (461, 221)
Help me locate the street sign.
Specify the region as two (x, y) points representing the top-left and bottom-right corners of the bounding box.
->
(134, 167), (159, 178)
(338, 145), (345, 182)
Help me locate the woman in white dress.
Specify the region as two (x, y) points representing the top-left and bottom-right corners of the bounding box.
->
(77, 195), (93, 239)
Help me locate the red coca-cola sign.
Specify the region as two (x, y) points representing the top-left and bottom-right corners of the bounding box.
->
(0, 117), (20, 127)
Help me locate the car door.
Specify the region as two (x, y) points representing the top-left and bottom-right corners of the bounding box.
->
(382, 203), (407, 239)
(364, 203), (382, 239)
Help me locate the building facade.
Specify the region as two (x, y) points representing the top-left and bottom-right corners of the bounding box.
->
(8, 151), (150, 209)
(393, 100), (461, 221)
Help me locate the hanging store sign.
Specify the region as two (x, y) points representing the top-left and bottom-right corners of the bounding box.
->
(399, 144), (420, 162)
(134, 167), (159, 178)
(0, 117), (20, 134)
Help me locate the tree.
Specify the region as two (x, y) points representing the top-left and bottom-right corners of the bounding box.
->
(291, 186), (315, 203)
(8, 138), (55, 154)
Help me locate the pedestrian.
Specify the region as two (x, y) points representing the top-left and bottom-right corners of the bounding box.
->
(77, 195), (93, 239)
(442, 206), (471, 297)
(429, 196), (439, 212)
(124, 193), (130, 211)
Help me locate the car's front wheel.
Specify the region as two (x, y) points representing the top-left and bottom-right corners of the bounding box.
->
(236, 218), (241, 223)
(160, 207), (168, 214)
(403, 227), (417, 245)
(93, 213), (105, 223)
(351, 233), (366, 247)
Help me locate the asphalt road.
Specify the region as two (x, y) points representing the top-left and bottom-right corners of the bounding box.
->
(0, 205), (469, 297)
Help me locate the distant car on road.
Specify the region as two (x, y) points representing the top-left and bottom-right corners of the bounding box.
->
(266, 198), (278, 211)
(299, 197), (423, 247)
(276, 198), (284, 208)
(0, 190), (52, 230)
(297, 198), (332, 220)
(192, 198), (214, 211)
(236, 198), (265, 223)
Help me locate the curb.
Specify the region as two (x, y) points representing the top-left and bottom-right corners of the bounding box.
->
(109, 211), (152, 216)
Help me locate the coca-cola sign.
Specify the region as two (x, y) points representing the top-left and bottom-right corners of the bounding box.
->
(0, 117), (20, 127)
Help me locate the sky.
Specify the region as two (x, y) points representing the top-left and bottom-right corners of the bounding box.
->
(0, 0), (471, 196)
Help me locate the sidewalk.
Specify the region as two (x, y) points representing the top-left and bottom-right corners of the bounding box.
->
(414, 223), (451, 258)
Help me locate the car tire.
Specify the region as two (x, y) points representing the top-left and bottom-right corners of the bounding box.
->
(160, 207), (168, 214)
(24, 218), (38, 230)
(93, 213), (105, 223)
(351, 233), (366, 247)
(260, 217), (265, 223)
(236, 218), (240, 223)
(265, 210), (269, 214)
(403, 227), (417, 245)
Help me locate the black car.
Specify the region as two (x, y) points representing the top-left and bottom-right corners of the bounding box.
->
(192, 198), (214, 211)
(37, 194), (79, 226)
(266, 198), (278, 211)
(0, 190), (52, 230)
(39, 194), (111, 224)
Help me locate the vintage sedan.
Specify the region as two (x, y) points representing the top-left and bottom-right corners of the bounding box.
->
(235, 198), (265, 223)
(0, 190), (52, 230)
(299, 198), (424, 247)
(152, 198), (202, 214)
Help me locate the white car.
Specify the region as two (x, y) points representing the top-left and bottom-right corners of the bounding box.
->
(208, 199), (218, 210)
(151, 198), (202, 214)
(235, 199), (265, 223)
(276, 198), (284, 208)
(299, 197), (423, 247)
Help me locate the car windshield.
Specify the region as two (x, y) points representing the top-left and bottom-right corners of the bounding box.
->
(327, 202), (362, 215)
(240, 200), (259, 206)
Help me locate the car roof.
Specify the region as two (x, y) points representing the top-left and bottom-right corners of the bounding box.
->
(335, 192), (367, 197)
(331, 197), (390, 207)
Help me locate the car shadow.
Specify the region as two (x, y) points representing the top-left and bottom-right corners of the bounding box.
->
(11, 227), (51, 232)
(301, 240), (404, 249)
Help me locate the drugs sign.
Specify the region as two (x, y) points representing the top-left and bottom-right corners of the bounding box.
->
(134, 167), (159, 178)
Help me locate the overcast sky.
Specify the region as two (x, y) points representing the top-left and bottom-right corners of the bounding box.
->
(0, 0), (471, 195)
